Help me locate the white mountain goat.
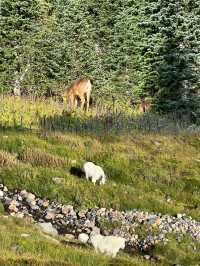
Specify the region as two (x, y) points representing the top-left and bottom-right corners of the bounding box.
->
(90, 233), (125, 257)
(83, 162), (106, 185)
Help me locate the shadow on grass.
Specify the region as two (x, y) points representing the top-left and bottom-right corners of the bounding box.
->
(38, 110), (195, 135)
(70, 167), (85, 178)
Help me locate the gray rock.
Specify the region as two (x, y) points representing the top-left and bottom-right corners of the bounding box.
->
(38, 222), (58, 236)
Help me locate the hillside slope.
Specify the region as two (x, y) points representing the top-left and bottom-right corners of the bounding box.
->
(0, 97), (200, 265)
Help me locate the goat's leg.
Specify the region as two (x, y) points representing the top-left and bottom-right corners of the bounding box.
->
(92, 178), (96, 185)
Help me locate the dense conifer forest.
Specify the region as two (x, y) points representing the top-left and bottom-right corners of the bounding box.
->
(1, 0), (200, 113)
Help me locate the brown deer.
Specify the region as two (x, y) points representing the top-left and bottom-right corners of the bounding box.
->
(139, 98), (151, 113)
(63, 78), (92, 111)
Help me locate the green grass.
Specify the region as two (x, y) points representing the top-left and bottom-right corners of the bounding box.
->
(0, 215), (199, 266)
(0, 215), (151, 266)
(0, 130), (200, 218)
(0, 96), (200, 265)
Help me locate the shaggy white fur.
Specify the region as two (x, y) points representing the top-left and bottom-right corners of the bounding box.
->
(90, 234), (125, 257)
(83, 162), (106, 185)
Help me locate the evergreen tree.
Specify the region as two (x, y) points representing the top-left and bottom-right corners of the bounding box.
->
(137, 0), (200, 113)
(0, 0), (42, 92)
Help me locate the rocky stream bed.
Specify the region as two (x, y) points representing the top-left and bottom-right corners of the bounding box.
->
(0, 184), (200, 257)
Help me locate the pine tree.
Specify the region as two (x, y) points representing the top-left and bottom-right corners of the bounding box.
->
(0, 0), (42, 92)
(137, 0), (200, 113)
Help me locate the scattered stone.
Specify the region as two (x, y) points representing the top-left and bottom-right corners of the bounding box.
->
(144, 255), (151, 260)
(26, 193), (35, 204)
(45, 211), (56, 220)
(78, 233), (89, 244)
(1, 184), (200, 254)
(43, 201), (49, 208)
(52, 177), (64, 184)
(8, 200), (19, 212)
(3, 186), (8, 192)
(20, 190), (28, 197)
(62, 205), (73, 215)
(38, 222), (58, 236)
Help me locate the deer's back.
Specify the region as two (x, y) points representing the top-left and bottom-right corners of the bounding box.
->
(64, 79), (91, 97)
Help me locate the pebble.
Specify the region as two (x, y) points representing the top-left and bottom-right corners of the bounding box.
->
(45, 211), (56, 220)
(52, 177), (64, 184)
(144, 255), (151, 260)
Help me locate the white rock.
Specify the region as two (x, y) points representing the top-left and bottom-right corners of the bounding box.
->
(144, 255), (151, 260)
(38, 222), (58, 236)
(78, 233), (89, 244)
(26, 193), (35, 203)
(52, 177), (64, 184)
(90, 234), (125, 257)
(3, 186), (8, 192)
(20, 190), (28, 196)
(177, 213), (183, 219)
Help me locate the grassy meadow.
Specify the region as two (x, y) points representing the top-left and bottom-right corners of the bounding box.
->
(0, 96), (200, 265)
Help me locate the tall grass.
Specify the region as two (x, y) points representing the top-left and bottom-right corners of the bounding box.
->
(0, 96), (198, 134)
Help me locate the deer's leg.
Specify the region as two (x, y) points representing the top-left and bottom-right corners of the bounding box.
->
(74, 97), (78, 109)
(80, 95), (85, 110)
(69, 95), (74, 111)
(86, 91), (91, 112)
